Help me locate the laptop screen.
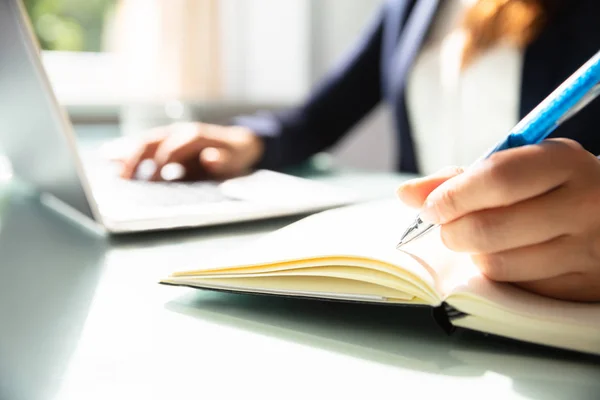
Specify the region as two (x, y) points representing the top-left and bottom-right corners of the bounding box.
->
(0, 0), (97, 221)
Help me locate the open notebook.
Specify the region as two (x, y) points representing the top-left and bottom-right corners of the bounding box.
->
(161, 199), (600, 356)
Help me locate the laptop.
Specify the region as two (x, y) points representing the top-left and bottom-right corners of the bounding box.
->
(0, 0), (358, 234)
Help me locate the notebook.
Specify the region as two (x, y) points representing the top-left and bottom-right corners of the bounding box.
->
(160, 199), (600, 355)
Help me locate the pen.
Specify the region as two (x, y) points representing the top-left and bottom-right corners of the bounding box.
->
(397, 49), (600, 249)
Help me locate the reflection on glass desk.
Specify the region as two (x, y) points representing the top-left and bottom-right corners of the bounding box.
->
(0, 126), (599, 400)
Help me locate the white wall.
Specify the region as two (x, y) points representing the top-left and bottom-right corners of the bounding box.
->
(219, 0), (311, 102)
(308, 0), (382, 80)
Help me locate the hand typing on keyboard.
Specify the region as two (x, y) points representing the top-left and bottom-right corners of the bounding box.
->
(115, 122), (264, 182)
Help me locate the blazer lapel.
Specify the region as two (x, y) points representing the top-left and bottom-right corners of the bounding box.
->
(381, 0), (413, 98)
(386, 0), (440, 103)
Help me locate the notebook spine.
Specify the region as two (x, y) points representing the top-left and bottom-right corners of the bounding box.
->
(431, 302), (468, 335)
(444, 303), (469, 320)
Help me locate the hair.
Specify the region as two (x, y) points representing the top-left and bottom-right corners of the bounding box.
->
(459, 0), (560, 68)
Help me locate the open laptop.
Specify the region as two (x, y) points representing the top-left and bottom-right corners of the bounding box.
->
(0, 0), (358, 234)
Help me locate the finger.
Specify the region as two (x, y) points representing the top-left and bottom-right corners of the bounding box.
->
(516, 272), (600, 302)
(120, 143), (159, 179)
(440, 185), (573, 253)
(396, 166), (464, 208)
(421, 139), (584, 224)
(150, 135), (197, 181)
(199, 147), (233, 175)
(471, 235), (587, 282)
(150, 125), (225, 181)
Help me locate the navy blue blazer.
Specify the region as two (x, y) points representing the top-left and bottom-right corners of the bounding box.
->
(235, 0), (600, 173)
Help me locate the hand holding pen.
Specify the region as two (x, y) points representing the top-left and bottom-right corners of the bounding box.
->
(396, 50), (600, 302)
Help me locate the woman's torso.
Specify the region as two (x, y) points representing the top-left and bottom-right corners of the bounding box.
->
(406, 0), (524, 174)
(395, 0), (600, 174)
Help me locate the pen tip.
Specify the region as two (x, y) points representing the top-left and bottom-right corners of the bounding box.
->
(396, 240), (404, 249)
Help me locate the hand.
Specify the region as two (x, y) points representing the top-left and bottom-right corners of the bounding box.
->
(117, 122), (264, 181)
(397, 139), (600, 302)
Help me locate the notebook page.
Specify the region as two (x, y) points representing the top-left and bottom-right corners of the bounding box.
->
(449, 274), (600, 328)
(398, 228), (481, 298)
(400, 230), (600, 327)
(177, 200), (443, 295)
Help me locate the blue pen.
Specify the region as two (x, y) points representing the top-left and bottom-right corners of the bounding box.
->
(397, 49), (600, 249)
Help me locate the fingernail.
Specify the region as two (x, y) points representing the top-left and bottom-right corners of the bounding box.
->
(396, 184), (408, 199)
(420, 199), (440, 224)
(203, 147), (221, 163)
(437, 165), (464, 176)
(396, 176), (422, 194)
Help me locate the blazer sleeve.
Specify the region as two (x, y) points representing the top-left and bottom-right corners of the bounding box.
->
(233, 5), (386, 170)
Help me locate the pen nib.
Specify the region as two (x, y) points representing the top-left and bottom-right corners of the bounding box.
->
(396, 218), (421, 249)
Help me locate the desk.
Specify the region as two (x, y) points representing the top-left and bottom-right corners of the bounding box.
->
(0, 127), (599, 400)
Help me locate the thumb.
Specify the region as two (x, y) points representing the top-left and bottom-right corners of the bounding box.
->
(199, 147), (234, 176)
(396, 166), (464, 208)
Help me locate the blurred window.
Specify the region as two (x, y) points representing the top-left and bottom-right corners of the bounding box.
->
(20, 0), (342, 114)
(23, 0), (115, 52)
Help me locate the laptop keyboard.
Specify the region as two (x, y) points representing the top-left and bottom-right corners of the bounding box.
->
(105, 179), (230, 207)
(82, 154), (233, 207)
